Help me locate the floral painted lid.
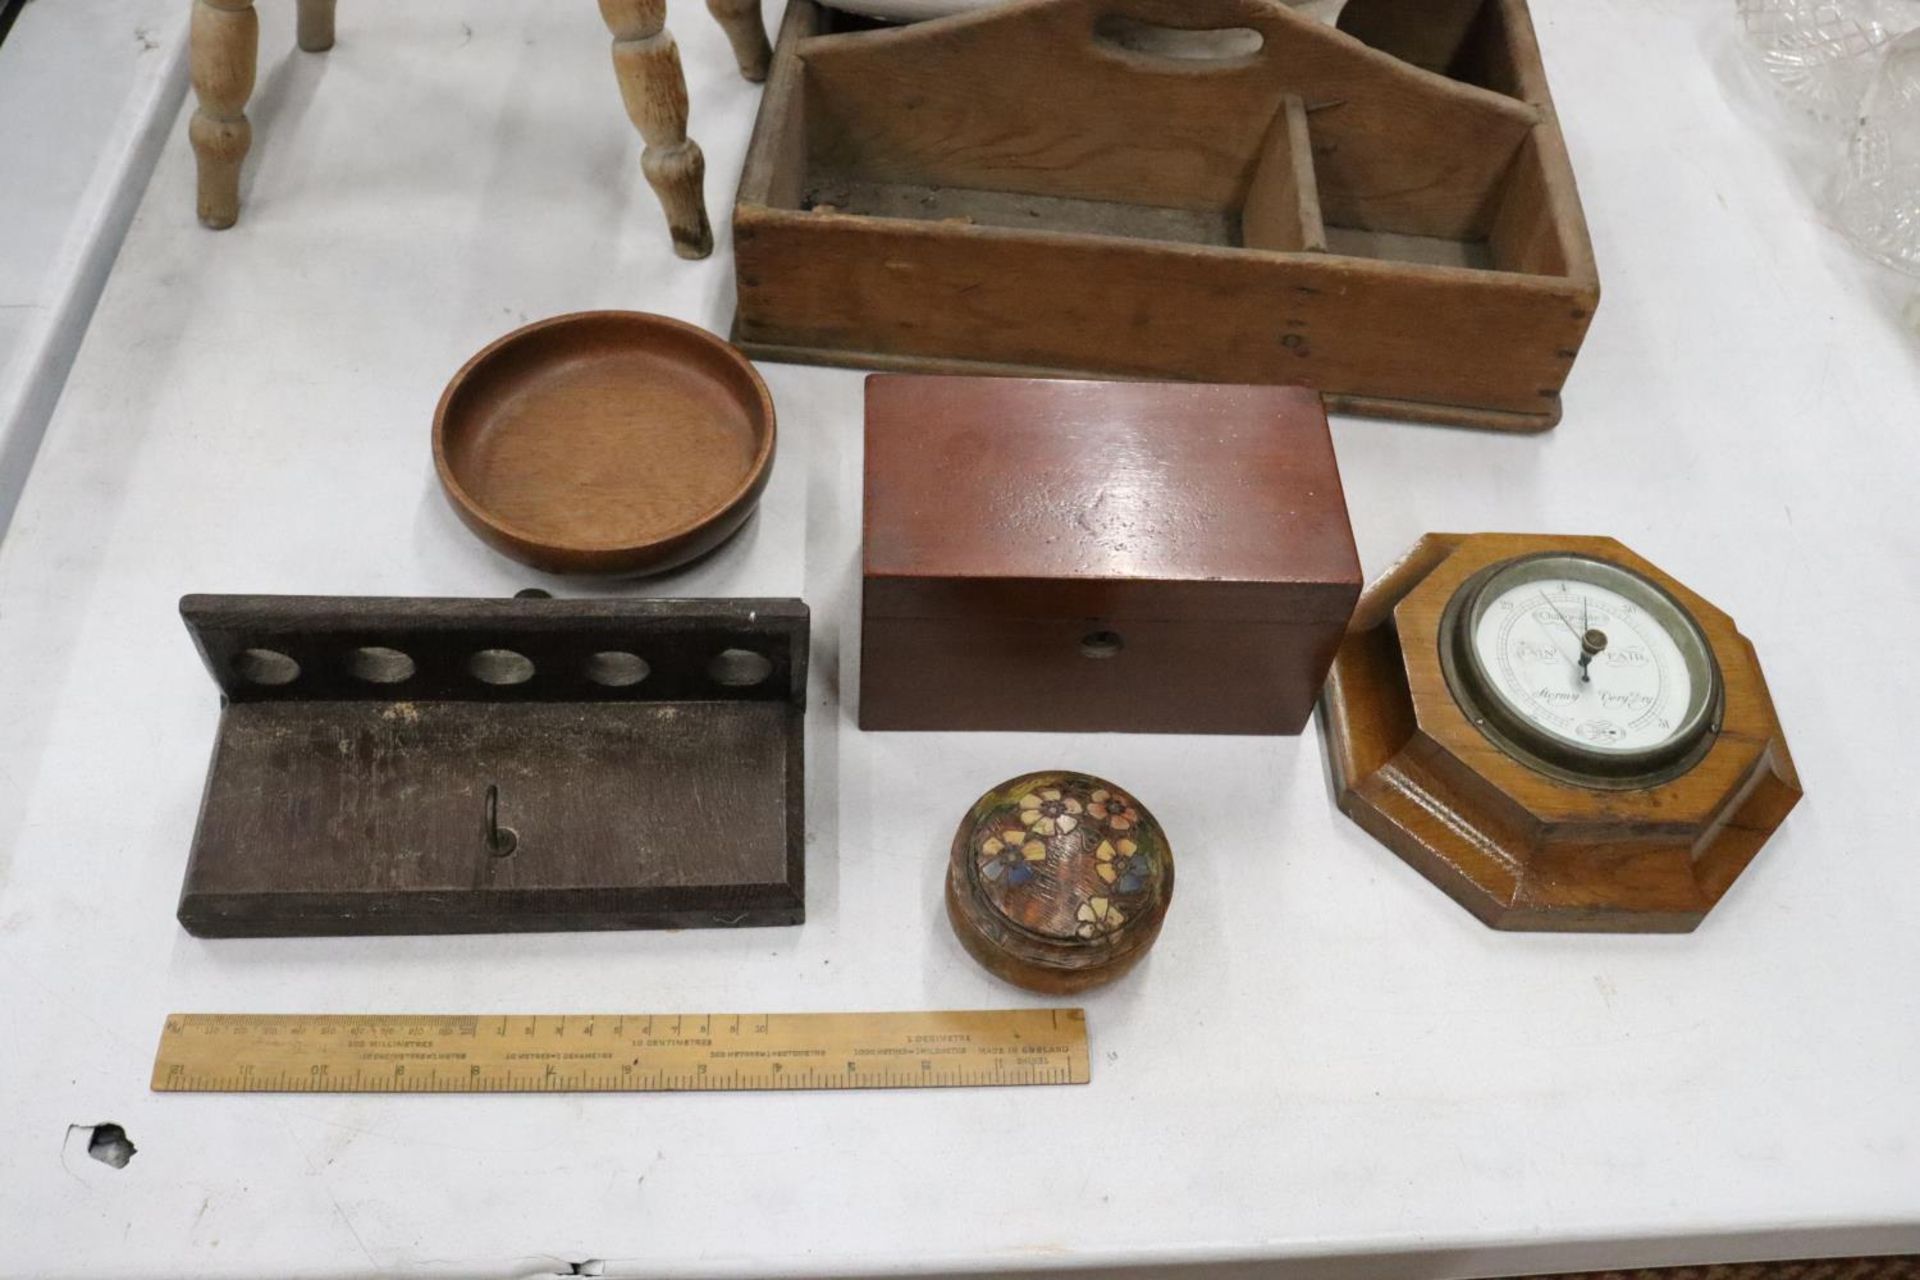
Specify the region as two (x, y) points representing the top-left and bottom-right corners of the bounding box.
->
(946, 771), (1174, 993)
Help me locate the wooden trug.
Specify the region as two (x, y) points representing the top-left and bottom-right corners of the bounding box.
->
(732, 0), (1600, 430)
(175, 595), (808, 937)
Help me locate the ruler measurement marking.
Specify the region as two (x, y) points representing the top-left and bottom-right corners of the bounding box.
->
(152, 1009), (1090, 1095)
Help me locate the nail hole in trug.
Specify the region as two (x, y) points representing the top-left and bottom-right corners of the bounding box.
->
(348, 646), (415, 684)
(86, 1123), (136, 1169)
(709, 648), (773, 687)
(585, 651), (651, 687)
(234, 648), (300, 685)
(469, 648), (535, 685)
(1080, 630), (1124, 659)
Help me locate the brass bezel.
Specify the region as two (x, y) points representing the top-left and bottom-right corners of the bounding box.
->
(1439, 552), (1725, 790)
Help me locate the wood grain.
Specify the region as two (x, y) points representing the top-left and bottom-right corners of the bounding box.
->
(185, 0), (718, 249)
(738, 211), (1593, 424)
(707, 0), (773, 80)
(433, 311), (775, 577)
(1317, 534), (1802, 932)
(860, 376), (1359, 734)
(176, 595), (808, 937)
(601, 0), (713, 258)
(189, 0), (258, 230)
(945, 772), (1173, 994)
(1242, 95), (1326, 252)
(731, 0), (1600, 430)
(797, 0), (1535, 237)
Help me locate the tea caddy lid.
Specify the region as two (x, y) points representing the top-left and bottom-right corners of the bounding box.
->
(946, 771), (1174, 991)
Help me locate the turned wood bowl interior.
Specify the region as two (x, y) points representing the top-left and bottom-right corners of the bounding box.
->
(434, 312), (775, 577)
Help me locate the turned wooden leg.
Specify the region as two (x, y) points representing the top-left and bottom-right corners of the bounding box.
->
(599, 0), (713, 260)
(706, 0), (770, 82)
(189, 0), (259, 230)
(296, 0), (336, 53)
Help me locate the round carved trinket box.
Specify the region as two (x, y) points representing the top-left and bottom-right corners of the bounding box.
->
(945, 771), (1174, 994)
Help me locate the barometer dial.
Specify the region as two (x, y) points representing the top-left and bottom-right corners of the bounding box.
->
(1442, 553), (1723, 786)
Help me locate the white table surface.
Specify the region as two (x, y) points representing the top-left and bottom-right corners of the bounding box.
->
(0, 0), (186, 537)
(3, 2), (1918, 1278)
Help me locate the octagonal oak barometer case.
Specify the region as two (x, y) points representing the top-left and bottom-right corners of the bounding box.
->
(1318, 534), (1801, 932)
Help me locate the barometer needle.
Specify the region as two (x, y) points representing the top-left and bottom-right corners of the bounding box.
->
(1538, 592), (1585, 672)
(1577, 594), (1605, 684)
(1541, 591), (1581, 640)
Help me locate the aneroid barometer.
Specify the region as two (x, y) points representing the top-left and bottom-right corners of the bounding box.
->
(1441, 552), (1722, 787)
(1318, 534), (1800, 933)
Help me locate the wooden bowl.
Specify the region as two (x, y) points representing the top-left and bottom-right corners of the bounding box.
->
(946, 771), (1174, 994)
(434, 312), (776, 577)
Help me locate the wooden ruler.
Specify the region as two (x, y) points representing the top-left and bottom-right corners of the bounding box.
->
(151, 1008), (1089, 1094)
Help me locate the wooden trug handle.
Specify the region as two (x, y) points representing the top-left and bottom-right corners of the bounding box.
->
(601, 0), (714, 259)
(1083, 0), (1285, 41)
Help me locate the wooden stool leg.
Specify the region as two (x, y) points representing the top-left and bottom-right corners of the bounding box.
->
(706, 0), (770, 82)
(599, 0), (713, 260)
(296, 0), (337, 53)
(189, 0), (259, 230)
